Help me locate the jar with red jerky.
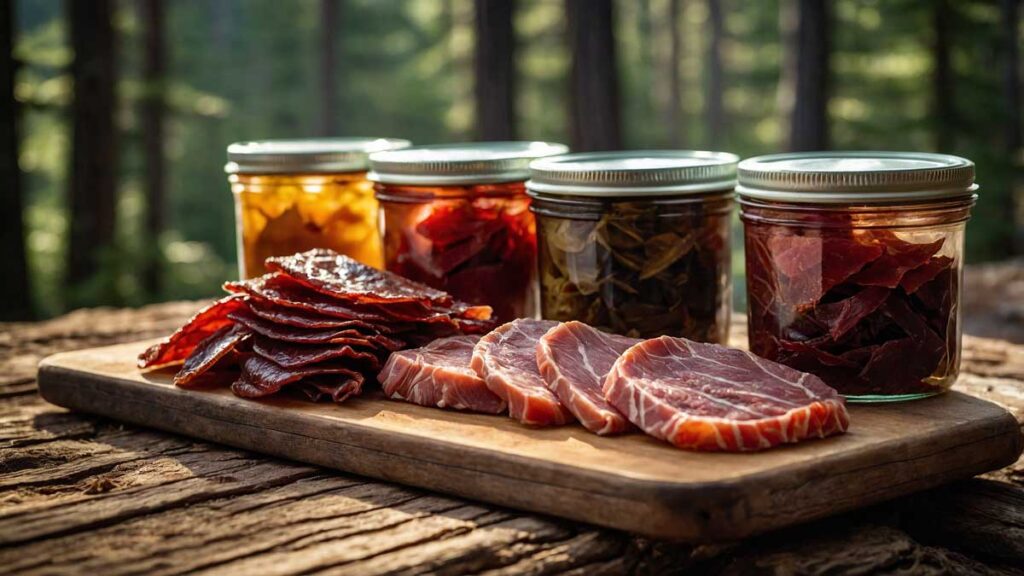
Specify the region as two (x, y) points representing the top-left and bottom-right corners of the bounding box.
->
(528, 151), (738, 342)
(227, 138), (411, 278)
(369, 142), (569, 322)
(737, 152), (977, 402)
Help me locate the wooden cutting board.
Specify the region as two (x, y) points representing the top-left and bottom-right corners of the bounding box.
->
(37, 340), (1022, 542)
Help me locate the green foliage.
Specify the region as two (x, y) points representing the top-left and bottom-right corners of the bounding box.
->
(12, 0), (1023, 317)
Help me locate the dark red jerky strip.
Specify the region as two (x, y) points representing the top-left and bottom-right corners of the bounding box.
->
(849, 237), (944, 288)
(231, 355), (365, 398)
(814, 286), (891, 341)
(901, 255), (953, 294)
(174, 323), (251, 387)
(265, 248), (453, 306)
(225, 273), (394, 323)
(292, 377), (364, 404)
(248, 298), (415, 333)
(138, 295), (247, 370)
(228, 308), (405, 351)
(251, 336), (381, 370)
(767, 235), (884, 306)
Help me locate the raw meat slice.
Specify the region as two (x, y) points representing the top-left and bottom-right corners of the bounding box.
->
(536, 322), (637, 435)
(139, 295), (247, 370)
(265, 248), (454, 305)
(228, 308), (405, 351)
(231, 355), (365, 400)
(379, 335), (505, 414)
(604, 336), (849, 451)
(252, 336), (381, 370)
(174, 324), (251, 387)
(470, 319), (574, 426)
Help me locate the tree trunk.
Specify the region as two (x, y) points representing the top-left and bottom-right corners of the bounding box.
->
(141, 0), (165, 299)
(0, 0), (32, 320)
(320, 0), (338, 136)
(67, 0), (118, 303)
(567, 0), (621, 151)
(473, 0), (516, 141)
(1003, 0), (1021, 254)
(932, 0), (954, 152)
(705, 0), (725, 148)
(783, 0), (830, 152)
(667, 0), (683, 147)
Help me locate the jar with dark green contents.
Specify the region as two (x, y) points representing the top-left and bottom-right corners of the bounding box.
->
(527, 151), (739, 342)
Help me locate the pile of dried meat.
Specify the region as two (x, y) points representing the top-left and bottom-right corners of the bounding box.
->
(138, 249), (495, 402)
(380, 317), (849, 451)
(745, 227), (958, 397)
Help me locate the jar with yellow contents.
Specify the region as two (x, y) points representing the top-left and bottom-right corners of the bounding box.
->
(226, 138), (410, 278)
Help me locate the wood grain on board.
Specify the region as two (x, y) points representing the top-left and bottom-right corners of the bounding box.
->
(36, 339), (1022, 541)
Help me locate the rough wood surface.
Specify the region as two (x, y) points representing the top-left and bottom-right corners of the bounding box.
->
(2, 263), (1024, 574)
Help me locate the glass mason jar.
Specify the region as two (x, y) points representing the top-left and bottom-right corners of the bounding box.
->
(369, 142), (569, 322)
(527, 151), (739, 342)
(226, 138), (410, 278)
(737, 152), (977, 402)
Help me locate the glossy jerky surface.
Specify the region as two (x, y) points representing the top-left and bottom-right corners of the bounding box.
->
(232, 172), (383, 278)
(603, 336), (849, 451)
(138, 295), (247, 370)
(251, 337), (382, 370)
(742, 200), (970, 399)
(533, 195), (732, 342)
(377, 182), (537, 322)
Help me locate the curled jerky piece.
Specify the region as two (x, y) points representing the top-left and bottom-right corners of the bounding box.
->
(228, 308), (405, 351)
(470, 319), (574, 426)
(266, 248), (453, 306)
(231, 355), (365, 401)
(536, 322), (637, 435)
(251, 336), (381, 370)
(379, 335), (506, 414)
(604, 336), (849, 452)
(174, 323), (251, 387)
(139, 295), (247, 370)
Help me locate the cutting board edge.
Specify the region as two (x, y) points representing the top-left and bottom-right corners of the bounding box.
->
(35, 346), (1024, 542)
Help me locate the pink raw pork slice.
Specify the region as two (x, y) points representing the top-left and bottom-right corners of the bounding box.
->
(536, 321), (637, 435)
(470, 319), (574, 427)
(604, 336), (849, 451)
(378, 335), (506, 414)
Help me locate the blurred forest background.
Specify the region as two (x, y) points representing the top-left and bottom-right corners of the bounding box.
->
(1, 0), (1021, 321)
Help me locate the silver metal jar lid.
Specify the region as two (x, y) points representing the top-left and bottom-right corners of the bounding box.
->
(526, 150), (739, 197)
(367, 141), (569, 185)
(225, 138), (411, 174)
(736, 151), (977, 204)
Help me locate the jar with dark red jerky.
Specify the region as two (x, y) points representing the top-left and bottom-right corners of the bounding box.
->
(737, 152), (977, 402)
(528, 151), (739, 342)
(368, 142), (569, 322)
(227, 138), (410, 278)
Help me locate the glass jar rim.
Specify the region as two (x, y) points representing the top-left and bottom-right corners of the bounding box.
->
(528, 150), (738, 197)
(736, 151), (976, 203)
(367, 141), (568, 185)
(225, 138), (411, 174)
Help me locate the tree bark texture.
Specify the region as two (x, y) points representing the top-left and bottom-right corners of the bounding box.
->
(784, 0), (830, 152)
(705, 0), (725, 148)
(66, 0), (118, 300)
(320, 0), (338, 136)
(567, 0), (622, 152)
(141, 0), (166, 298)
(473, 0), (516, 141)
(0, 0), (32, 320)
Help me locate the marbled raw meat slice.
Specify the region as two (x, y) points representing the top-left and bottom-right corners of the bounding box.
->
(536, 322), (637, 435)
(231, 355), (365, 401)
(252, 336), (381, 370)
(470, 319), (574, 426)
(379, 335), (505, 414)
(265, 248), (453, 305)
(138, 295), (247, 370)
(604, 336), (849, 451)
(228, 308), (405, 351)
(174, 323), (251, 387)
